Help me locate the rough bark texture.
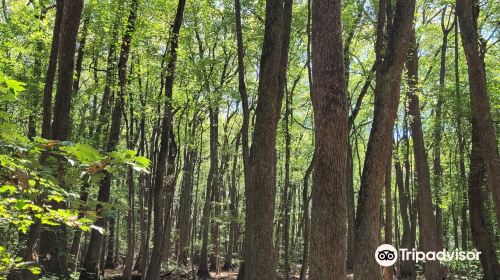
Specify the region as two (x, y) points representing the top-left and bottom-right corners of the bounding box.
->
(39, 0), (84, 277)
(41, 0), (64, 139)
(468, 122), (500, 280)
(456, 0), (500, 223)
(309, 0), (347, 279)
(242, 0), (291, 279)
(353, 0), (415, 278)
(407, 31), (440, 280)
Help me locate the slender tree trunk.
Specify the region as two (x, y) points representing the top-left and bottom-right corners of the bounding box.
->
(395, 160), (412, 279)
(383, 153), (393, 280)
(299, 154), (314, 280)
(234, 0), (250, 276)
(224, 134), (240, 270)
(282, 79), (292, 280)
(178, 117), (198, 265)
(406, 30), (440, 280)
(145, 1), (185, 278)
(456, 0), (500, 223)
(353, 0), (415, 278)
(79, 0), (136, 278)
(198, 108), (219, 277)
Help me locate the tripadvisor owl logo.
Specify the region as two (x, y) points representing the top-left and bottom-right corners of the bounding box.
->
(375, 244), (398, 266)
(375, 244), (482, 267)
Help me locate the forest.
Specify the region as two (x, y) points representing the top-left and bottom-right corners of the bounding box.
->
(0, 0), (499, 279)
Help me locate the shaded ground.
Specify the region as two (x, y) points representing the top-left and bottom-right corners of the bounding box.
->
(104, 268), (357, 279)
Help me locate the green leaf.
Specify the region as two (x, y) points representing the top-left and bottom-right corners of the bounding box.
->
(0, 184), (17, 194)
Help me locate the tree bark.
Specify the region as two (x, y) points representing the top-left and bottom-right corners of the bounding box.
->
(309, 0), (347, 279)
(198, 107), (219, 277)
(406, 30), (440, 280)
(242, 0), (292, 279)
(456, 0), (500, 223)
(178, 117), (198, 265)
(79, 0), (136, 278)
(39, 0), (84, 277)
(353, 0), (415, 278)
(41, 0), (64, 139)
(468, 122), (500, 279)
(144, 1), (185, 278)
(383, 153), (393, 280)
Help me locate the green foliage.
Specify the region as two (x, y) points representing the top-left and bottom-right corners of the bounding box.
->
(0, 73), (149, 276)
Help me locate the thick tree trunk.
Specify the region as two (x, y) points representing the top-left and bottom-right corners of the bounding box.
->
(39, 0), (84, 277)
(243, 0), (292, 279)
(468, 123), (500, 279)
(407, 30), (440, 280)
(456, 0), (500, 223)
(353, 0), (415, 278)
(41, 0), (64, 139)
(309, 0), (347, 279)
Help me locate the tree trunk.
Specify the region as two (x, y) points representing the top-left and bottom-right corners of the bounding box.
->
(178, 117), (198, 265)
(198, 108), (219, 277)
(282, 79), (292, 280)
(456, 0), (500, 223)
(309, 0), (347, 279)
(233, 0), (250, 276)
(468, 122), (500, 279)
(79, 0), (136, 277)
(39, 0), (84, 277)
(299, 154), (314, 280)
(223, 133), (240, 270)
(243, 0), (292, 279)
(144, 1), (185, 279)
(41, 0), (64, 139)
(383, 153), (393, 280)
(407, 30), (440, 280)
(395, 160), (412, 279)
(353, 0), (415, 278)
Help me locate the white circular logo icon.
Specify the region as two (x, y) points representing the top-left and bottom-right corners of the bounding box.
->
(375, 244), (398, 266)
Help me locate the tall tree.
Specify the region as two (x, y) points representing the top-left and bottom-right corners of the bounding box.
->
(144, 0), (186, 278)
(467, 122), (500, 279)
(406, 29), (440, 280)
(309, 0), (347, 279)
(353, 0), (415, 278)
(242, 0), (292, 278)
(39, 0), (84, 277)
(79, 0), (138, 278)
(456, 0), (500, 222)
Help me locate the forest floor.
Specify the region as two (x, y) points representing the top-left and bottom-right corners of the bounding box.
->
(104, 268), (357, 279)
